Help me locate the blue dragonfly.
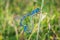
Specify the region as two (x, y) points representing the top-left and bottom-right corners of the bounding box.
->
(20, 8), (40, 33)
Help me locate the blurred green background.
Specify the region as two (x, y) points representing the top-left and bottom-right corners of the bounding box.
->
(0, 0), (60, 40)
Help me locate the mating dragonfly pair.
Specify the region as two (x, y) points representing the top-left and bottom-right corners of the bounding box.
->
(20, 8), (40, 33)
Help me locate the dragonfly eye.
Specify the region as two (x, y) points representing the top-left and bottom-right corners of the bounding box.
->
(31, 8), (40, 15)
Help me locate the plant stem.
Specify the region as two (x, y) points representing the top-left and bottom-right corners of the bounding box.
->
(14, 26), (18, 40)
(37, 0), (44, 40)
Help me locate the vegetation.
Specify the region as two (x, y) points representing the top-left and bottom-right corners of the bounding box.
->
(0, 0), (60, 40)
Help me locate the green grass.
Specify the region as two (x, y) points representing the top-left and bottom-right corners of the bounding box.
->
(0, 0), (60, 40)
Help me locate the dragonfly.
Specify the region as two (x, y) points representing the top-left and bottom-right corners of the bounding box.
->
(20, 8), (40, 33)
